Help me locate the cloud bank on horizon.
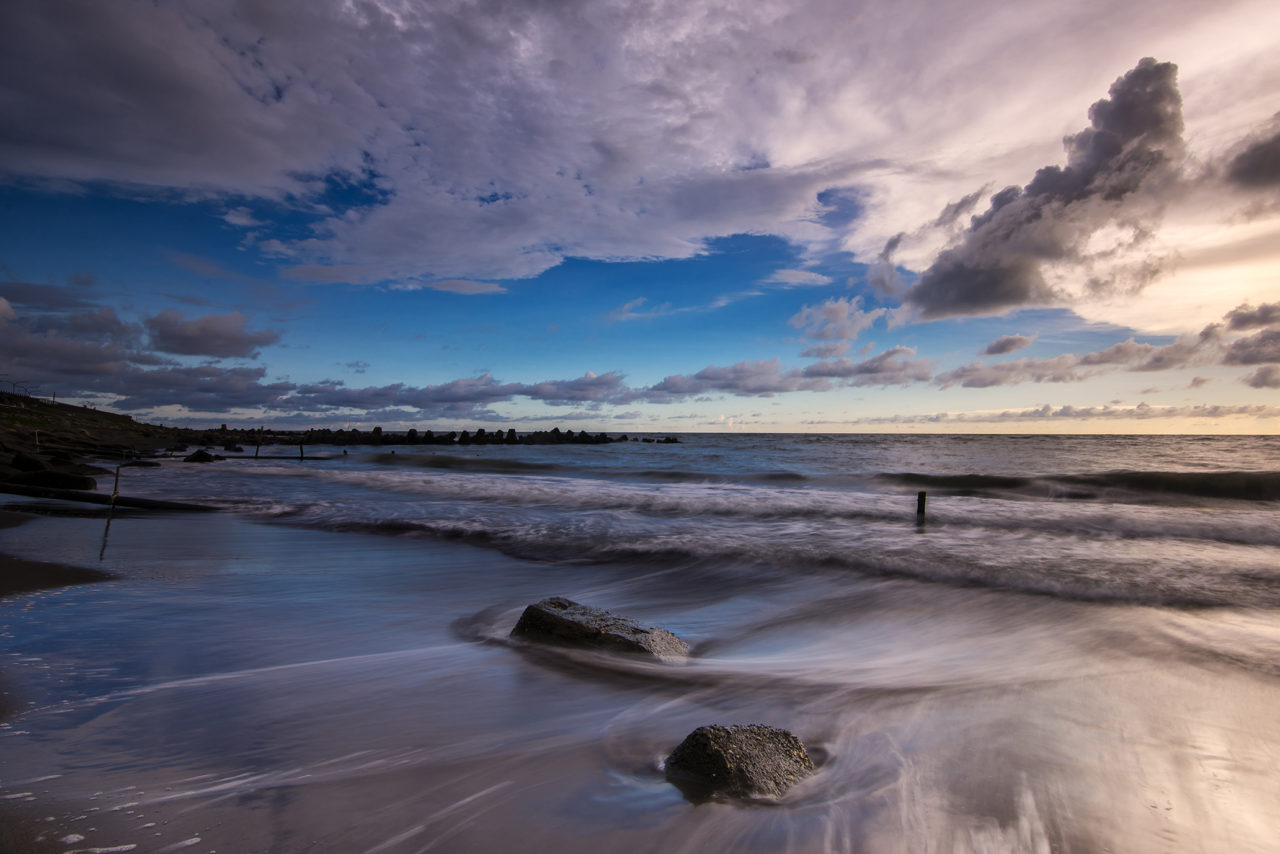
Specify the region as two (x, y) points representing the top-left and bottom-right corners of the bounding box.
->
(1, 0), (1278, 431)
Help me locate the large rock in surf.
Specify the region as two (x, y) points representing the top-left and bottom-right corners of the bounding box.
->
(510, 596), (689, 661)
(183, 449), (218, 463)
(665, 724), (815, 799)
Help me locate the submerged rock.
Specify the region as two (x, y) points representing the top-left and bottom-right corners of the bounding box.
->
(183, 449), (218, 463)
(510, 596), (689, 661)
(665, 724), (815, 799)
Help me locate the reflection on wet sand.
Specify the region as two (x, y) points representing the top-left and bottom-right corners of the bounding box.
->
(2, 510), (1279, 852)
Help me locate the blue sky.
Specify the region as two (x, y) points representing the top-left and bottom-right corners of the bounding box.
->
(2, 0), (1278, 432)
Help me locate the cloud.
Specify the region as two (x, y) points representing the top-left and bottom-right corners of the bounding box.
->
(1, 279), (99, 311)
(644, 359), (827, 400)
(934, 354), (1086, 388)
(789, 296), (886, 342)
(801, 346), (933, 386)
(0, 296), (14, 322)
(111, 365), (297, 411)
(144, 310), (282, 358)
(517, 371), (631, 406)
(392, 279), (508, 295)
(799, 341), (850, 359)
(1226, 121), (1280, 188)
(222, 206), (263, 227)
(605, 297), (676, 324)
(763, 269), (833, 287)
(983, 334), (1034, 355)
(1225, 301), (1280, 330)
(1244, 365), (1280, 388)
(1221, 328), (1280, 365)
(168, 251), (244, 280)
(7, 0), (1273, 293)
(935, 329), (1217, 388)
(905, 58), (1185, 319)
(832, 401), (1280, 426)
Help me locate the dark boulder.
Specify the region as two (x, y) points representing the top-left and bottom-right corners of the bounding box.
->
(4, 470), (97, 491)
(183, 449), (218, 463)
(510, 597), (689, 661)
(10, 452), (47, 472)
(665, 724), (815, 800)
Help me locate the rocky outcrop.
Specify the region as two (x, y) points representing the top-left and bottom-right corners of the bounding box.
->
(510, 597), (689, 661)
(183, 449), (219, 462)
(665, 724), (815, 799)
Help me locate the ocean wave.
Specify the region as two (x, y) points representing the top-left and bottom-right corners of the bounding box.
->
(879, 470), (1280, 502)
(1058, 470), (1280, 501)
(228, 465), (1280, 550)
(246, 492), (1280, 609)
(371, 452), (561, 474)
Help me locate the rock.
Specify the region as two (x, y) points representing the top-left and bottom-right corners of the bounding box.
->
(665, 724), (815, 800)
(183, 449), (218, 463)
(510, 596), (689, 661)
(4, 470), (97, 491)
(222, 443), (244, 453)
(10, 452), (47, 472)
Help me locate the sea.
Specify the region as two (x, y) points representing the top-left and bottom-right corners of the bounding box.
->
(1, 432), (1278, 853)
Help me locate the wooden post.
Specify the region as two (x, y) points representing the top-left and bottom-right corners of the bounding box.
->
(255, 427), (262, 458)
(916, 491), (927, 523)
(100, 465), (121, 562)
(299, 442), (304, 461)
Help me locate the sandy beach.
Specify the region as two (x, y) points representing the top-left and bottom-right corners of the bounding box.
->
(2, 433), (1279, 852)
(1, 511), (117, 598)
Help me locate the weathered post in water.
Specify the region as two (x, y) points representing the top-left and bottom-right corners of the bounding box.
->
(255, 427), (262, 458)
(916, 491), (927, 523)
(298, 442), (304, 461)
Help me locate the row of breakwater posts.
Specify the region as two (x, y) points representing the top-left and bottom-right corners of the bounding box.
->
(172, 425), (682, 458)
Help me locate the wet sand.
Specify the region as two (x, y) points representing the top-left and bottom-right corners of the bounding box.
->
(0, 511), (117, 597)
(2, 507), (1279, 853)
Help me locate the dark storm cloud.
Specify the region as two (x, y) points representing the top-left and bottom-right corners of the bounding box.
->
(282, 371), (632, 415)
(111, 366), (296, 411)
(145, 310), (282, 358)
(1244, 365), (1280, 389)
(1225, 301), (1280, 331)
(1221, 329), (1280, 365)
(906, 58), (1184, 319)
(1226, 122), (1280, 188)
(983, 334), (1034, 355)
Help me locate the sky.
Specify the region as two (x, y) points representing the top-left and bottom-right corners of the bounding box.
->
(1, 0), (1279, 433)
